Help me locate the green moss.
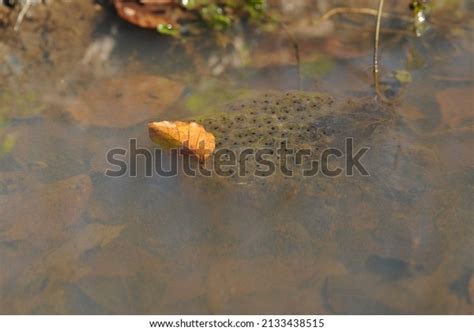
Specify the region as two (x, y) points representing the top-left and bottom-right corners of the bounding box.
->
(0, 133), (15, 159)
(201, 4), (232, 30)
(158, 0), (270, 39)
(394, 70), (412, 84)
(0, 89), (45, 120)
(301, 55), (335, 79)
(185, 81), (254, 117)
(157, 23), (180, 38)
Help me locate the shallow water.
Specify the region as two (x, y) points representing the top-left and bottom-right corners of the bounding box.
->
(0, 1), (473, 314)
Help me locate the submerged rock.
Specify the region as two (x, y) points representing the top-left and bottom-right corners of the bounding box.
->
(63, 75), (184, 128)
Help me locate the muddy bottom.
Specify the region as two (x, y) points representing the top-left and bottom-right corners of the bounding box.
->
(0, 0), (473, 314)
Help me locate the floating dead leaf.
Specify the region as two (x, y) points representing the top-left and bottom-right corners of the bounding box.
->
(63, 75), (184, 128)
(436, 87), (474, 129)
(113, 0), (185, 29)
(148, 121), (216, 159)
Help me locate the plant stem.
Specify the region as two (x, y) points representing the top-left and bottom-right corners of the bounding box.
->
(373, 0), (384, 96)
(14, 0), (33, 31)
(278, 21), (301, 90)
(321, 6), (412, 22)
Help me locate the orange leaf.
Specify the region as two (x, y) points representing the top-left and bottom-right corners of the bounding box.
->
(148, 121), (216, 159)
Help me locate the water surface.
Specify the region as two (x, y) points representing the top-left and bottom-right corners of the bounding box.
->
(0, 0), (473, 314)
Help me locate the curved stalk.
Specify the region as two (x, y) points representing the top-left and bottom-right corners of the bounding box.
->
(373, 0), (384, 96)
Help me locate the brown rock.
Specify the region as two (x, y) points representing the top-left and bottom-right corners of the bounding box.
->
(64, 75), (184, 127)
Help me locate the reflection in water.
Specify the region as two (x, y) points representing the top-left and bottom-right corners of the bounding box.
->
(0, 0), (473, 314)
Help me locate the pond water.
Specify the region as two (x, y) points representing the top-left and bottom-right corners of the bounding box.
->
(0, 1), (473, 314)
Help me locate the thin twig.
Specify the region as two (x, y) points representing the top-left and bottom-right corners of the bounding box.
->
(373, 0), (384, 97)
(321, 6), (412, 22)
(278, 21), (301, 90)
(335, 22), (413, 36)
(262, 13), (301, 89)
(14, 0), (33, 31)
